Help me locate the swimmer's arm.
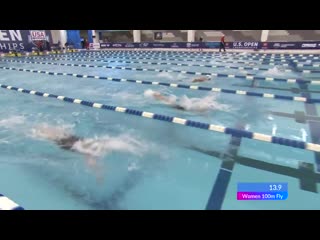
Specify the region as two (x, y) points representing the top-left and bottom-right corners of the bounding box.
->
(84, 155), (104, 184)
(85, 154), (97, 168)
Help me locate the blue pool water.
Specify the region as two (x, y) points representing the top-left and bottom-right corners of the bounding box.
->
(0, 50), (320, 209)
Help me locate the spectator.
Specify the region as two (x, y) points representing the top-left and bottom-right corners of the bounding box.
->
(57, 40), (62, 50)
(84, 38), (89, 49)
(219, 35), (226, 52)
(46, 40), (51, 51)
(199, 36), (204, 52)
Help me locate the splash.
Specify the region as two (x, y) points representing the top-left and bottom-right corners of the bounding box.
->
(178, 94), (231, 112)
(144, 89), (157, 98)
(156, 72), (176, 80)
(300, 128), (308, 142)
(272, 124), (277, 136)
(156, 71), (186, 81)
(267, 115), (274, 121)
(0, 115), (26, 128)
(259, 66), (292, 77)
(110, 91), (145, 105)
(71, 133), (148, 158)
(30, 123), (74, 141)
(144, 89), (177, 105)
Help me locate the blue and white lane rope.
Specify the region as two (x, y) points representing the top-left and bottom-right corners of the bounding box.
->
(91, 50), (320, 57)
(2, 58), (319, 75)
(26, 53), (306, 65)
(23, 55), (309, 68)
(0, 194), (24, 210)
(1, 64), (319, 86)
(67, 53), (319, 62)
(80, 50), (320, 57)
(1, 66), (320, 104)
(23, 55), (296, 67)
(84, 50), (320, 58)
(64, 51), (320, 62)
(1, 83), (320, 153)
(66, 51), (320, 60)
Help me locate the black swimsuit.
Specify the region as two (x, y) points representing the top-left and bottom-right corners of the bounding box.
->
(54, 135), (82, 151)
(173, 105), (186, 110)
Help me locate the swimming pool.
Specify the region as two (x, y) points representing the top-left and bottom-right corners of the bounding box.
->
(1, 50), (320, 210)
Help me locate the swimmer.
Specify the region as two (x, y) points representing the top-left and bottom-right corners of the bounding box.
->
(32, 124), (103, 183)
(149, 91), (186, 110)
(192, 76), (211, 83)
(149, 90), (227, 113)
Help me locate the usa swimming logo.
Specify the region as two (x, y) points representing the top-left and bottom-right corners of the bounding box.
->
(28, 30), (49, 49)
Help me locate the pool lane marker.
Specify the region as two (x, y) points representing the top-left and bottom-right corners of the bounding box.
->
(70, 50), (320, 58)
(4, 58), (319, 75)
(25, 55), (320, 70)
(0, 194), (24, 210)
(25, 54), (310, 68)
(1, 83), (320, 153)
(65, 51), (320, 61)
(2, 61), (319, 85)
(22, 55), (285, 69)
(25, 54), (303, 66)
(63, 52), (313, 64)
(2, 66), (320, 104)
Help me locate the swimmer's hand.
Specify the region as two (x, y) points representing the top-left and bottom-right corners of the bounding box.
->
(85, 155), (105, 184)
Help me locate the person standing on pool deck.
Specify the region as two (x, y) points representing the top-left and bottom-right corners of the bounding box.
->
(219, 35), (226, 52)
(199, 37), (204, 52)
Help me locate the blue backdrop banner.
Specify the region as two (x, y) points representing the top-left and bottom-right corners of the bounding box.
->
(0, 30), (52, 52)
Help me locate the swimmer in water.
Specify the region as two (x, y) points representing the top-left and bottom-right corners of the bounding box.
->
(192, 76), (211, 83)
(151, 91), (186, 110)
(32, 124), (103, 182)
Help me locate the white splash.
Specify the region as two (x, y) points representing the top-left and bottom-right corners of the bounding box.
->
(72, 133), (148, 158)
(144, 89), (177, 105)
(128, 161), (140, 171)
(156, 72), (176, 80)
(267, 115), (274, 121)
(178, 94), (231, 112)
(272, 124), (277, 136)
(30, 123), (74, 141)
(0, 116), (26, 128)
(301, 128), (308, 142)
(110, 91), (146, 106)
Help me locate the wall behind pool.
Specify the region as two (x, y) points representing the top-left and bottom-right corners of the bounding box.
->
(96, 30), (320, 43)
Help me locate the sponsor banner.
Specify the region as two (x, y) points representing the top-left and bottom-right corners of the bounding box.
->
(264, 42), (299, 49)
(0, 30), (52, 52)
(263, 41), (320, 49)
(299, 42), (319, 49)
(100, 43), (111, 48)
(186, 42), (204, 48)
(139, 42), (150, 48)
(170, 42), (181, 48)
(111, 43), (125, 48)
(151, 43), (166, 48)
(123, 43), (136, 48)
(204, 42), (220, 49)
(232, 42), (260, 49)
(89, 43), (101, 50)
(99, 41), (320, 50)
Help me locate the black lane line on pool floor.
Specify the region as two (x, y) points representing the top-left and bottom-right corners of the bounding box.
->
(298, 81), (320, 173)
(205, 123), (245, 210)
(269, 111), (320, 123)
(189, 146), (320, 194)
(245, 78), (319, 192)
